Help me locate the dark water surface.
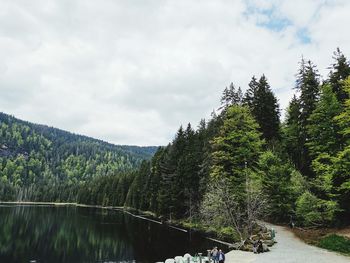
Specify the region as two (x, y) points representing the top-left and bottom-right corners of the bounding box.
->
(0, 205), (220, 263)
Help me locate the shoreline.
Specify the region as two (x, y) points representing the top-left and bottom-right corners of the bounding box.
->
(0, 201), (232, 247)
(0, 201), (124, 209)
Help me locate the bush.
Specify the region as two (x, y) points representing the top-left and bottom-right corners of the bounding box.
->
(318, 234), (350, 255)
(296, 191), (338, 226)
(217, 226), (240, 242)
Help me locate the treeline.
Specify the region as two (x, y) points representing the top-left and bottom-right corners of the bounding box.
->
(80, 48), (350, 228)
(0, 113), (157, 202)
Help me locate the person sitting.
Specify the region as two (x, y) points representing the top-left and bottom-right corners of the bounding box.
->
(257, 239), (263, 254)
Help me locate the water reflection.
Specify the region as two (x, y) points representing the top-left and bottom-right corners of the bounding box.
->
(0, 206), (218, 263)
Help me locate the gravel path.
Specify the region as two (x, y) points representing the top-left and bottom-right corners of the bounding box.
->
(226, 224), (350, 263)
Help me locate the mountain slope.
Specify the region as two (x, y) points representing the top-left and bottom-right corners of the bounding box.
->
(0, 112), (157, 201)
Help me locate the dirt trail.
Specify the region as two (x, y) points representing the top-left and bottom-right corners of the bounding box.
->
(226, 223), (350, 263)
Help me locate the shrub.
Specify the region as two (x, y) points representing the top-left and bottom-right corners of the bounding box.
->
(296, 191), (338, 226)
(318, 234), (350, 255)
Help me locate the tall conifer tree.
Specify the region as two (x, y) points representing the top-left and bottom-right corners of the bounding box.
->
(244, 75), (280, 143)
(295, 58), (320, 177)
(211, 105), (264, 204)
(307, 84), (342, 158)
(328, 48), (350, 102)
(283, 95), (303, 170)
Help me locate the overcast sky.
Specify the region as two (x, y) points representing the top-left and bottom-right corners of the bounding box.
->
(0, 0), (349, 146)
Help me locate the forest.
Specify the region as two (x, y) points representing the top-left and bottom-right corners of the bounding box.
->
(81, 48), (350, 232)
(1, 48), (350, 238)
(0, 114), (157, 201)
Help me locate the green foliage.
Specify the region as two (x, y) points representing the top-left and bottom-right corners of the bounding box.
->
(328, 48), (350, 103)
(318, 234), (350, 255)
(311, 153), (336, 197)
(296, 58), (320, 128)
(220, 82), (243, 109)
(259, 151), (295, 221)
(335, 78), (350, 142)
(296, 191), (338, 226)
(211, 105), (264, 202)
(244, 75), (280, 143)
(283, 95), (303, 169)
(294, 58), (320, 177)
(307, 84), (342, 157)
(331, 146), (350, 216)
(0, 113), (157, 202)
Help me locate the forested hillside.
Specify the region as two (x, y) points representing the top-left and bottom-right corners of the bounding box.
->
(78, 48), (350, 232)
(0, 113), (157, 202)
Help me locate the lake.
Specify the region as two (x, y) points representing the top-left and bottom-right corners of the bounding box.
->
(0, 205), (221, 263)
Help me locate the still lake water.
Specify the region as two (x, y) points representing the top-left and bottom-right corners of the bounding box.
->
(0, 205), (221, 263)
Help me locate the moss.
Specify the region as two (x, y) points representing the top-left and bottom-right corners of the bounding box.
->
(318, 234), (350, 255)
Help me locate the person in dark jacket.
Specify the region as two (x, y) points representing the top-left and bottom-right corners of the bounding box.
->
(218, 249), (225, 263)
(257, 239), (263, 253)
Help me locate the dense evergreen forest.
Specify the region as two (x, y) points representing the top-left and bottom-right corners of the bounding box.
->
(0, 113), (157, 202)
(78, 48), (350, 230)
(1, 48), (350, 235)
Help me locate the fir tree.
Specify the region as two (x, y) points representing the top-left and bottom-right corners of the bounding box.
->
(333, 77), (350, 217)
(220, 83), (243, 110)
(244, 75), (280, 143)
(296, 58), (320, 129)
(295, 58), (320, 177)
(328, 48), (350, 102)
(211, 105), (264, 204)
(283, 95), (303, 170)
(307, 84), (342, 157)
(243, 76), (258, 109)
(259, 151), (295, 221)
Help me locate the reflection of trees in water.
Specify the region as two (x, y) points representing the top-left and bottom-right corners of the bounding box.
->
(0, 206), (217, 263)
(0, 206), (135, 262)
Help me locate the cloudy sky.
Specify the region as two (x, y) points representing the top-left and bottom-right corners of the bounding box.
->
(0, 0), (349, 146)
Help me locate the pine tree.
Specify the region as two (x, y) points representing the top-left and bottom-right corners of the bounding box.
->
(211, 105), (264, 204)
(259, 151), (295, 221)
(243, 76), (258, 109)
(295, 58), (320, 177)
(296, 58), (320, 128)
(333, 77), (350, 218)
(307, 84), (342, 158)
(305, 85), (342, 210)
(335, 77), (350, 143)
(283, 95), (302, 169)
(220, 83), (243, 110)
(147, 147), (165, 213)
(328, 48), (350, 103)
(244, 75), (280, 143)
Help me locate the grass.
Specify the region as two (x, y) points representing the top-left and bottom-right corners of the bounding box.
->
(179, 220), (241, 243)
(318, 234), (350, 255)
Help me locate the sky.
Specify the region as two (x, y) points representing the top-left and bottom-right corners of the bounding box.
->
(0, 0), (349, 146)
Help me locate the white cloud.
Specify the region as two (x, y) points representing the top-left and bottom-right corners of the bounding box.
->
(0, 0), (349, 145)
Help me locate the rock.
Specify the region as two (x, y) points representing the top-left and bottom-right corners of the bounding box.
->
(260, 232), (272, 240)
(264, 240), (276, 247)
(230, 242), (243, 250)
(242, 244), (253, 252)
(262, 243), (270, 252)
